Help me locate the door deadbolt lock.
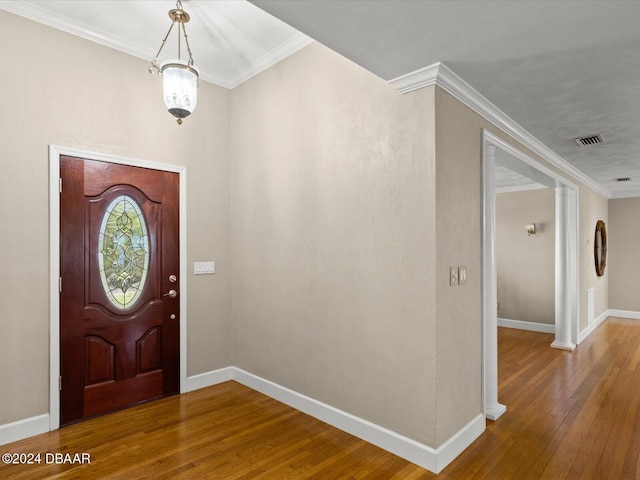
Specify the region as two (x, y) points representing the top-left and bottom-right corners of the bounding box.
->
(169, 275), (177, 283)
(164, 289), (178, 298)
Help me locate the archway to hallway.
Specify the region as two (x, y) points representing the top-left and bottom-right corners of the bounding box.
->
(482, 129), (579, 420)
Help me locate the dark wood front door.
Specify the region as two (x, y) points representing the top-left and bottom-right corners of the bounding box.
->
(59, 156), (180, 425)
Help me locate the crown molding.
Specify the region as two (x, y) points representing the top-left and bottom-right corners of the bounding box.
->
(0, 1), (309, 90)
(0, 1), (120, 49)
(608, 190), (640, 200)
(389, 63), (611, 199)
(387, 63), (441, 94)
(0, 1), (174, 75)
(226, 33), (313, 89)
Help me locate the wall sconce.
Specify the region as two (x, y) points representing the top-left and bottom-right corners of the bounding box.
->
(526, 223), (536, 236)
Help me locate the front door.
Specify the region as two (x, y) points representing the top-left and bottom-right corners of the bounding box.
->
(59, 156), (180, 425)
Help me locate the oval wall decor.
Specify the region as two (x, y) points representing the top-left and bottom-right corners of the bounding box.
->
(594, 220), (607, 277)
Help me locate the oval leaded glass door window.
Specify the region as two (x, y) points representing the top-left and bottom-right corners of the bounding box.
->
(98, 195), (149, 309)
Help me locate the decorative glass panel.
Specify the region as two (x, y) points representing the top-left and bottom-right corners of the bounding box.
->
(98, 195), (149, 309)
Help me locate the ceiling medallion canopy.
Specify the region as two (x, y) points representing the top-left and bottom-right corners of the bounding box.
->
(149, 0), (199, 125)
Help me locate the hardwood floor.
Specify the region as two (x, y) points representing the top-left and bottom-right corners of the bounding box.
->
(444, 317), (640, 479)
(1, 316), (639, 479)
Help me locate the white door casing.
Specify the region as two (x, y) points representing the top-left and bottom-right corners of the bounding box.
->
(49, 145), (188, 431)
(482, 129), (579, 420)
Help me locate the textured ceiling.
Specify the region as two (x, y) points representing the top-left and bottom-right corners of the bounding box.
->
(2, 0), (639, 197)
(494, 165), (544, 193)
(252, 0), (640, 198)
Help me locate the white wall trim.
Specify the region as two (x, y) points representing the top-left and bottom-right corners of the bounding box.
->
(0, 414), (49, 447)
(575, 310), (640, 344)
(498, 310), (638, 345)
(226, 33), (313, 88)
(495, 183), (547, 194)
(434, 414), (486, 472)
(389, 62), (610, 199)
(606, 309), (640, 320)
(1, 366), (233, 446)
(483, 131), (580, 350)
(7, 365), (485, 473)
(577, 310), (610, 344)
(576, 309), (640, 344)
(49, 145), (188, 432)
(48, 148), (61, 432)
(482, 142), (505, 420)
(184, 366), (485, 474)
(552, 187), (576, 351)
(482, 129), (580, 419)
(497, 318), (555, 334)
(387, 62), (441, 94)
(0, 2), (311, 89)
(232, 368), (484, 474)
(186, 367), (235, 392)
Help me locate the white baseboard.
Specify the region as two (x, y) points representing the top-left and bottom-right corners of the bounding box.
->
(432, 413), (486, 473)
(186, 366), (234, 392)
(2, 367), (485, 473)
(186, 366), (486, 473)
(1, 368), (235, 446)
(0, 414), (49, 446)
(232, 367), (484, 474)
(497, 318), (555, 334)
(576, 309), (640, 344)
(498, 310), (640, 346)
(577, 310), (611, 344)
(606, 309), (640, 320)
(550, 340), (576, 351)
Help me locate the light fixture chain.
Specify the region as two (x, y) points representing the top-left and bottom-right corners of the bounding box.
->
(181, 21), (195, 66)
(150, 19), (177, 68)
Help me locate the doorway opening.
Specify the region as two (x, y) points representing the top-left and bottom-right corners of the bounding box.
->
(482, 130), (579, 420)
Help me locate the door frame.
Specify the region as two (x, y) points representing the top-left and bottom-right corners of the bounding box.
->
(482, 129), (579, 420)
(49, 145), (187, 431)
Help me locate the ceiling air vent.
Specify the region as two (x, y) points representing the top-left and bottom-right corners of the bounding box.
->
(617, 177), (631, 182)
(574, 134), (605, 146)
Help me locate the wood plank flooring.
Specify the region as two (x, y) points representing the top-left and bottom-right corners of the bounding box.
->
(1, 316), (639, 479)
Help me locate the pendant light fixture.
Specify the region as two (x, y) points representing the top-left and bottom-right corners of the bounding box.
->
(149, 0), (199, 125)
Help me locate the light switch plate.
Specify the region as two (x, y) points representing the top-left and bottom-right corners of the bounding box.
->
(194, 261), (215, 275)
(458, 265), (467, 285)
(450, 266), (458, 286)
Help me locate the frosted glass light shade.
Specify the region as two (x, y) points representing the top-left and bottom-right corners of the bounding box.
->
(160, 60), (199, 120)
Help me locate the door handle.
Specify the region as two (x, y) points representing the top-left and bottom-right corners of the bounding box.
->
(164, 289), (178, 298)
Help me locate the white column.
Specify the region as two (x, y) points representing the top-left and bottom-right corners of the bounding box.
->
(551, 188), (576, 350)
(483, 144), (506, 420)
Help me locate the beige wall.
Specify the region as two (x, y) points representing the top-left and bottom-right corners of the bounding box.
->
(433, 88), (484, 444)
(431, 87), (609, 439)
(609, 198), (640, 311)
(0, 11), (232, 425)
(496, 189), (555, 325)
(230, 42), (439, 446)
(227, 40), (611, 448)
(579, 186), (608, 328)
